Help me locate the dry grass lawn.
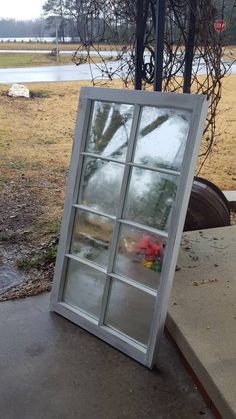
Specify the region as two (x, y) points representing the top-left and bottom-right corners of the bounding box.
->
(0, 52), (74, 68)
(0, 76), (235, 300)
(0, 77), (235, 233)
(198, 75), (236, 188)
(0, 80), (95, 240)
(0, 42), (118, 51)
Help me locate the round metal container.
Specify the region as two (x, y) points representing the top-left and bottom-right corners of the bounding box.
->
(184, 177), (230, 231)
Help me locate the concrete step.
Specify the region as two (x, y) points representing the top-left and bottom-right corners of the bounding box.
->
(167, 226), (236, 419)
(223, 190), (236, 210)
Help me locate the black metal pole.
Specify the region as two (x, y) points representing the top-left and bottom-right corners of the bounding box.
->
(135, 0), (145, 90)
(183, 0), (196, 93)
(154, 0), (166, 91)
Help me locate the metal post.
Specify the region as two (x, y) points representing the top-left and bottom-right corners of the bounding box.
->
(183, 0), (196, 93)
(154, 0), (166, 91)
(55, 16), (59, 64)
(135, 0), (145, 90)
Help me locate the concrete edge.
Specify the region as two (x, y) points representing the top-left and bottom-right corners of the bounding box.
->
(223, 191), (236, 210)
(166, 313), (236, 419)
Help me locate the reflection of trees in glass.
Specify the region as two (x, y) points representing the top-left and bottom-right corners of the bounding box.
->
(89, 102), (133, 156)
(82, 159), (123, 215)
(83, 103), (180, 221)
(83, 102), (133, 190)
(139, 114), (169, 137)
(71, 211), (113, 264)
(83, 158), (102, 184)
(126, 174), (177, 231)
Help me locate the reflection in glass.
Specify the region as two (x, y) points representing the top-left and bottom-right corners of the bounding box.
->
(105, 279), (155, 345)
(70, 210), (114, 267)
(124, 167), (178, 231)
(79, 157), (124, 216)
(133, 107), (191, 170)
(86, 101), (135, 161)
(63, 259), (106, 319)
(114, 225), (165, 289)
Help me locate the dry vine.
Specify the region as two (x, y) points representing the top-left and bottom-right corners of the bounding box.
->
(71, 0), (235, 169)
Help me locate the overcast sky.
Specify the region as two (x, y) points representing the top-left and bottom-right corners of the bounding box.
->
(0, 0), (45, 20)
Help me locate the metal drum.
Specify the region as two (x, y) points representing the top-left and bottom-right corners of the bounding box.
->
(184, 177), (231, 231)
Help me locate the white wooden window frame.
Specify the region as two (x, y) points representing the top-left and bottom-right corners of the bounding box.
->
(50, 87), (208, 368)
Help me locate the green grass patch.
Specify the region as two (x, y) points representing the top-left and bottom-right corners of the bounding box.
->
(0, 53), (73, 68)
(0, 230), (30, 243)
(4, 160), (44, 171)
(30, 89), (50, 99)
(7, 160), (27, 170)
(16, 240), (58, 272)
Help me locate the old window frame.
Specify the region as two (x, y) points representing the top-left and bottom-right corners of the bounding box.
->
(50, 87), (208, 368)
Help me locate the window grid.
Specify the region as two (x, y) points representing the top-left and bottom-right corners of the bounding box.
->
(64, 253), (158, 297)
(65, 215), (166, 296)
(79, 152), (181, 177)
(71, 204), (169, 239)
(98, 104), (142, 326)
(67, 102), (176, 331)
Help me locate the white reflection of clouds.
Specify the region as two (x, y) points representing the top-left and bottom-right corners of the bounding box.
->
(135, 108), (191, 169)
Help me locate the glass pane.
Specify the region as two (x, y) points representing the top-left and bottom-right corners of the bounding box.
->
(79, 157), (124, 216)
(86, 101), (135, 161)
(133, 107), (191, 170)
(123, 167), (178, 231)
(70, 209), (114, 268)
(105, 279), (155, 345)
(114, 225), (165, 290)
(63, 259), (106, 319)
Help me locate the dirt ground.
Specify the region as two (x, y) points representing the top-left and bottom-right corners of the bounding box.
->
(0, 77), (235, 301)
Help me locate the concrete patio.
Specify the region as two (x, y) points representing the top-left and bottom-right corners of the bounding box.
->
(0, 293), (213, 419)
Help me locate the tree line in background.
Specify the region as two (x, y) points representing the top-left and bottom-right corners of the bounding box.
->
(0, 17), (81, 41)
(0, 18), (49, 39)
(0, 0), (135, 43)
